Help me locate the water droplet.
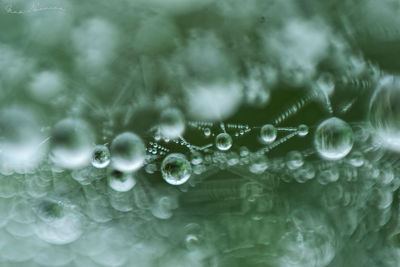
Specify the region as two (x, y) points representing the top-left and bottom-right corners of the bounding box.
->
(151, 195), (178, 219)
(161, 153), (192, 185)
(347, 151), (364, 167)
(190, 151), (203, 165)
(293, 162), (315, 183)
(107, 169), (136, 192)
(249, 155), (269, 174)
(110, 132), (146, 172)
(239, 146), (249, 157)
(145, 163), (157, 174)
(369, 76), (400, 151)
(34, 200), (83, 245)
(159, 108), (185, 139)
(297, 124), (309, 137)
(184, 223), (203, 251)
(50, 118), (94, 169)
(215, 132), (232, 151)
(317, 167), (340, 184)
(0, 107), (46, 173)
(203, 128), (211, 137)
(260, 124), (277, 143)
(286, 151), (304, 170)
(91, 145), (110, 168)
(314, 117), (353, 160)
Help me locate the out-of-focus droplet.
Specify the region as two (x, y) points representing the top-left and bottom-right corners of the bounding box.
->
(159, 108), (185, 139)
(28, 70), (64, 102)
(203, 128), (211, 137)
(107, 169), (136, 192)
(347, 151), (364, 167)
(0, 107), (46, 173)
(161, 153), (192, 185)
(249, 155), (268, 174)
(110, 132), (146, 172)
(34, 200), (83, 245)
(317, 167), (340, 185)
(286, 151), (304, 170)
(50, 118), (94, 169)
(151, 195), (178, 219)
(91, 145), (110, 168)
(369, 76), (400, 152)
(190, 151), (203, 165)
(314, 117), (353, 160)
(260, 124), (277, 143)
(216, 133), (232, 151)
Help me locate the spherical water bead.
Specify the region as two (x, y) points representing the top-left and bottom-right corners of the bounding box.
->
(161, 153), (192, 185)
(297, 124), (309, 137)
(314, 117), (353, 160)
(159, 108), (185, 139)
(260, 124), (277, 143)
(369, 76), (400, 151)
(110, 132), (146, 172)
(50, 118), (94, 169)
(0, 107), (46, 173)
(107, 169), (136, 192)
(215, 132), (232, 151)
(91, 145), (110, 168)
(286, 151), (304, 170)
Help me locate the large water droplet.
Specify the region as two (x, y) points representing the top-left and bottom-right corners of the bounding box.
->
(110, 132), (146, 172)
(260, 124), (277, 143)
(314, 117), (353, 160)
(50, 118), (94, 169)
(369, 76), (400, 152)
(34, 200), (83, 245)
(161, 153), (192, 185)
(216, 132), (233, 151)
(159, 108), (185, 139)
(0, 107), (46, 173)
(107, 169), (136, 192)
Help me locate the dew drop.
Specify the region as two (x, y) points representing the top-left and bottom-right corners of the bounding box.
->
(297, 124), (309, 137)
(91, 145), (110, 168)
(161, 153), (192, 185)
(286, 151), (304, 170)
(314, 117), (353, 160)
(159, 108), (185, 139)
(110, 132), (146, 172)
(369, 76), (400, 151)
(50, 118), (94, 169)
(260, 124), (277, 143)
(107, 169), (136, 192)
(215, 132), (233, 151)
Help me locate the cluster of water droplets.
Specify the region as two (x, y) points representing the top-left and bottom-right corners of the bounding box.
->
(2, 0), (400, 266)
